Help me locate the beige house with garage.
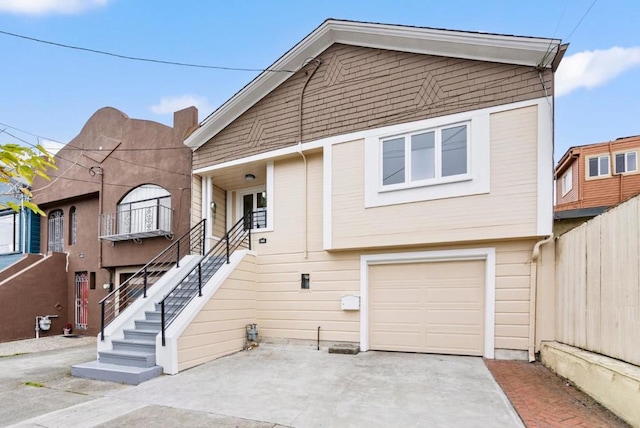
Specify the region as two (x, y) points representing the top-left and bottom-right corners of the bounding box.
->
(75, 19), (566, 384)
(179, 19), (566, 365)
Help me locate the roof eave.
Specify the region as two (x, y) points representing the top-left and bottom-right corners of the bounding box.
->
(185, 19), (562, 150)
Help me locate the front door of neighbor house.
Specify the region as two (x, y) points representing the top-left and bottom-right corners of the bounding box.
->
(75, 272), (89, 329)
(237, 188), (266, 230)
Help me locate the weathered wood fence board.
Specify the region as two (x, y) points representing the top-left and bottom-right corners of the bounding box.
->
(556, 195), (640, 366)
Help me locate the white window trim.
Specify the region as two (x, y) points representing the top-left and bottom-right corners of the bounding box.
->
(380, 122), (471, 191)
(364, 111), (489, 208)
(359, 248), (496, 358)
(561, 168), (573, 196)
(613, 150), (638, 175)
(586, 154), (611, 179)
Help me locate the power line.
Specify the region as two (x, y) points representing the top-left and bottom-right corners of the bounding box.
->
(0, 128), (91, 172)
(0, 29), (296, 73)
(565, 0), (598, 42)
(0, 120), (65, 145)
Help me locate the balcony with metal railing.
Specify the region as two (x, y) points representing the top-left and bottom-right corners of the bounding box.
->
(99, 205), (172, 242)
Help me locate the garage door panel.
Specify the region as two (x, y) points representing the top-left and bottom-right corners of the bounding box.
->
(426, 309), (483, 326)
(371, 309), (424, 324)
(427, 333), (484, 355)
(371, 332), (423, 352)
(371, 288), (423, 303)
(425, 287), (483, 303)
(369, 260), (485, 356)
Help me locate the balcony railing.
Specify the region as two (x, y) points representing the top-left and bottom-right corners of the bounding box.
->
(99, 205), (172, 241)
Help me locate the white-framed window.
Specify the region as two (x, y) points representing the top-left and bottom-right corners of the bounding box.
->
(614, 151), (638, 174)
(587, 155), (610, 178)
(381, 122), (469, 189)
(0, 211), (19, 254)
(561, 168), (573, 196)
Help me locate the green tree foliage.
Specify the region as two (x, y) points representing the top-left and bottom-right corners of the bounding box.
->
(0, 143), (56, 215)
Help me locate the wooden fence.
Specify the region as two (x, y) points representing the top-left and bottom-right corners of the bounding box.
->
(555, 195), (640, 366)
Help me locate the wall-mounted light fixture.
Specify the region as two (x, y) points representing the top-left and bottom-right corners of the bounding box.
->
(245, 173), (256, 181)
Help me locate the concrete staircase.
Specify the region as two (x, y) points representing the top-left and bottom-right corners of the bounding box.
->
(71, 308), (163, 385)
(72, 256), (227, 385)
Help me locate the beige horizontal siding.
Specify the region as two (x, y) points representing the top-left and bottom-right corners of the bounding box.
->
(177, 254), (256, 371)
(193, 43), (550, 169)
(211, 184), (226, 238)
(331, 105), (539, 250)
(234, 144), (537, 351)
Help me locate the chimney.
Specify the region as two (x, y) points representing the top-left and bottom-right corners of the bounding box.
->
(173, 106), (198, 137)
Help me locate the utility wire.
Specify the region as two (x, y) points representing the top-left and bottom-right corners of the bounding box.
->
(0, 29), (295, 73)
(565, 0), (598, 42)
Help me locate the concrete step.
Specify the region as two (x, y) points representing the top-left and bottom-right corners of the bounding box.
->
(134, 319), (161, 332)
(144, 310), (161, 321)
(123, 328), (158, 342)
(99, 349), (156, 368)
(111, 338), (156, 354)
(72, 360), (162, 385)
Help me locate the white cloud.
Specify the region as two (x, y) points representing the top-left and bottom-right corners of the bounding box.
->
(556, 46), (640, 97)
(0, 0), (110, 15)
(150, 95), (212, 117)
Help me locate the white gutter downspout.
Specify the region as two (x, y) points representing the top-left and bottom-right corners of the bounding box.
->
(529, 233), (554, 362)
(296, 58), (321, 260)
(297, 142), (308, 259)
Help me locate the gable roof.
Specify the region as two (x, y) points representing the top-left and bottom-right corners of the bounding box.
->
(185, 19), (565, 150)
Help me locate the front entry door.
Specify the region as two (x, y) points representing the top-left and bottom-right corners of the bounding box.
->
(75, 272), (89, 329)
(238, 188), (266, 230)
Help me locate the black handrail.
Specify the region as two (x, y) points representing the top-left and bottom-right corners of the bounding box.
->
(99, 219), (206, 341)
(160, 211), (258, 346)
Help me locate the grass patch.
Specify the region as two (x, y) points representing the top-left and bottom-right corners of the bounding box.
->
(24, 381), (45, 388)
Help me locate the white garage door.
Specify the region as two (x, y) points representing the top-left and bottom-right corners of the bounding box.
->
(369, 260), (485, 356)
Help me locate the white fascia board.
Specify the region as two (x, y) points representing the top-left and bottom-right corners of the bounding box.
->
(185, 20), (560, 150)
(329, 22), (559, 68)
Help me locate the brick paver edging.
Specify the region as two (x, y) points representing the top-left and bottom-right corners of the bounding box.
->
(485, 360), (629, 428)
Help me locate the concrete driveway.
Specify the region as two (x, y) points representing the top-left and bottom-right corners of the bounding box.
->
(1, 342), (523, 427)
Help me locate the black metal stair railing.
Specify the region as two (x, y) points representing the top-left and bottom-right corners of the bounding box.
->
(159, 211), (258, 346)
(99, 219), (206, 341)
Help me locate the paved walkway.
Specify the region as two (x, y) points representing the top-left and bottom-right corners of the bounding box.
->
(486, 360), (630, 427)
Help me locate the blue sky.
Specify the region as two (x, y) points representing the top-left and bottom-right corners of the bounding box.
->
(0, 0), (638, 162)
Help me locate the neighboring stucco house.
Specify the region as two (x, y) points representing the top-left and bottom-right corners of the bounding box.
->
(76, 20), (565, 383)
(0, 179), (40, 271)
(4, 106), (197, 341)
(555, 135), (640, 234)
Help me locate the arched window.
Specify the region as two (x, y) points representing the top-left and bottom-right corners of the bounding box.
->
(117, 185), (171, 235)
(69, 206), (77, 245)
(48, 209), (64, 252)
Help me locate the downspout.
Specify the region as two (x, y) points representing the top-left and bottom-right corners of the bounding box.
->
(94, 166), (105, 269)
(528, 233), (554, 362)
(296, 58), (322, 260)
